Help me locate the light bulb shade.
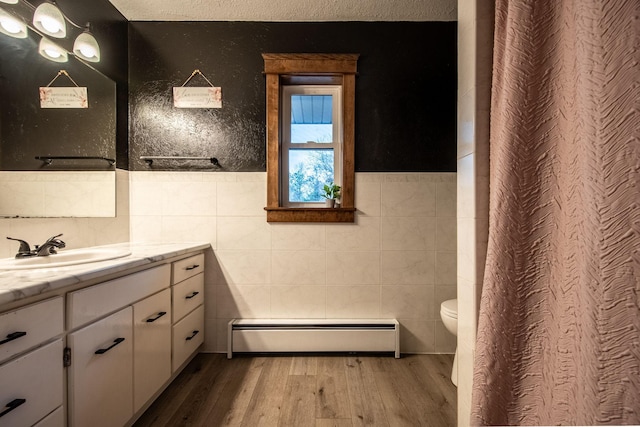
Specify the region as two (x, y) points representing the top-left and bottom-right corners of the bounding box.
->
(73, 31), (100, 62)
(33, 2), (66, 38)
(0, 9), (27, 38)
(38, 37), (67, 62)
(0, 0), (19, 4)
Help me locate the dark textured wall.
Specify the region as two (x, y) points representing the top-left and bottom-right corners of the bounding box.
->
(0, 36), (115, 170)
(129, 22), (457, 172)
(56, 0), (129, 169)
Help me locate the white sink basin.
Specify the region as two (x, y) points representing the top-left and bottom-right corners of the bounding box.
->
(0, 247), (132, 270)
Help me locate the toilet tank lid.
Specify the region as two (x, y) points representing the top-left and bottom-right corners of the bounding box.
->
(441, 299), (458, 317)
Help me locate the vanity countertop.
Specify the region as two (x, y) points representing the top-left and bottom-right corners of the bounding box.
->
(0, 242), (210, 309)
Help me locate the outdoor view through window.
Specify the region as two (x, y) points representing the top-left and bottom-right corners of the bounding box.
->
(284, 88), (342, 205)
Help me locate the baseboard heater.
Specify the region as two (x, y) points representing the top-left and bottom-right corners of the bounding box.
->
(228, 318), (400, 359)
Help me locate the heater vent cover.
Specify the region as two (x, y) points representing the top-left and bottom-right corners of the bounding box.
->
(228, 318), (400, 359)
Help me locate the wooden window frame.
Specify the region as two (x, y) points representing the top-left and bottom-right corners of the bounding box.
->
(263, 53), (358, 223)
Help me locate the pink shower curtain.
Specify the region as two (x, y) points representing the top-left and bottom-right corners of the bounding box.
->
(471, 0), (640, 425)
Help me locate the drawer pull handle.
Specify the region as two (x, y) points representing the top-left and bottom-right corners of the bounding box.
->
(0, 331), (26, 346)
(0, 398), (26, 418)
(146, 311), (167, 323)
(95, 337), (125, 355)
(185, 264), (200, 271)
(186, 330), (200, 341)
(185, 291), (200, 299)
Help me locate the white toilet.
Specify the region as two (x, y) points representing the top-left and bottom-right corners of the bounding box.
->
(440, 299), (458, 386)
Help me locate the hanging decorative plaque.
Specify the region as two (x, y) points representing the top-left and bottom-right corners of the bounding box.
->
(39, 70), (88, 109)
(173, 69), (222, 108)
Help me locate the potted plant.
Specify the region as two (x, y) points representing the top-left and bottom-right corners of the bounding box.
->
(322, 183), (341, 207)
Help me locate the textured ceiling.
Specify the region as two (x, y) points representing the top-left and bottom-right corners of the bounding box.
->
(106, 0), (457, 21)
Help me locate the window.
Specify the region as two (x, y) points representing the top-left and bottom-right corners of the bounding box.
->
(282, 86), (342, 207)
(263, 53), (358, 222)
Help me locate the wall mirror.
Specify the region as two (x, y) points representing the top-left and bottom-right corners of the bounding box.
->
(0, 1), (116, 218)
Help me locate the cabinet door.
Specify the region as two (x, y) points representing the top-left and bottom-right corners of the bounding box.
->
(172, 304), (204, 372)
(0, 340), (63, 427)
(33, 406), (64, 427)
(68, 307), (133, 427)
(133, 289), (171, 413)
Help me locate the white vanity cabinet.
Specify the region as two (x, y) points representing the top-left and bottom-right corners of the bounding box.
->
(172, 305), (205, 372)
(67, 307), (133, 427)
(133, 288), (171, 413)
(171, 253), (205, 372)
(0, 297), (64, 427)
(33, 407), (65, 427)
(66, 264), (171, 331)
(0, 297), (63, 364)
(66, 264), (170, 427)
(0, 340), (64, 427)
(0, 245), (207, 427)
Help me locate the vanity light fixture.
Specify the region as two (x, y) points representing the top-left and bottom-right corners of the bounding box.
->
(32, 1), (65, 38)
(73, 25), (99, 62)
(38, 36), (67, 62)
(0, 0), (101, 63)
(0, 8), (27, 38)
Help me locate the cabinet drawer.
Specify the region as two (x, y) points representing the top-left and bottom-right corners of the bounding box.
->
(68, 307), (133, 427)
(172, 273), (204, 323)
(0, 297), (63, 364)
(172, 304), (204, 372)
(68, 264), (170, 329)
(0, 340), (63, 427)
(133, 289), (171, 413)
(173, 253), (204, 284)
(33, 406), (64, 427)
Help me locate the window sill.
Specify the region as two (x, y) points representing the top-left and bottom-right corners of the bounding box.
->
(264, 207), (356, 223)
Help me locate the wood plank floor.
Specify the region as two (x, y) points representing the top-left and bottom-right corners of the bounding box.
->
(134, 353), (456, 427)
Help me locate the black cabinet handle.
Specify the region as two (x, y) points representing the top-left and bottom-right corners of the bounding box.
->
(0, 398), (26, 418)
(185, 264), (200, 271)
(0, 331), (26, 346)
(95, 338), (125, 354)
(146, 311), (167, 323)
(185, 330), (199, 341)
(185, 291), (200, 299)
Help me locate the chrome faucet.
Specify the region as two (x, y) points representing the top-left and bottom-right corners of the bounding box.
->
(6, 233), (65, 258)
(35, 234), (66, 256)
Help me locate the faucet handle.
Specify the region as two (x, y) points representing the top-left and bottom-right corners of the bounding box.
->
(34, 233), (66, 256)
(6, 237), (32, 256)
(50, 234), (65, 249)
(46, 233), (64, 242)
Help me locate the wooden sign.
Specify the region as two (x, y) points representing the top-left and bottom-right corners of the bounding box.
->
(173, 86), (222, 108)
(39, 87), (88, 109)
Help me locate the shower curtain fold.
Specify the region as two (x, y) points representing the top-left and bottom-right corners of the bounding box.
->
(471, 0), (640, 425)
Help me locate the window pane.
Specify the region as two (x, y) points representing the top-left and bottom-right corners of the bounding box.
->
(290, 95), (333, 143)
(288, 149), (334, 202)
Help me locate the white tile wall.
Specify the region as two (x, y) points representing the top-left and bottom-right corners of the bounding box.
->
(457, 0), (493, 424)
(381, 217), (437, 251)
(270, 285), (327, 318)
(0, 171), (116, 218)
(326, 251), (380, 285)
(381, 251), (435, 285)
(0, 169), (457, 354)
(0, 169), (130, 258)
(272, 250), (327, 285)
(129, 171), (457, 355)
